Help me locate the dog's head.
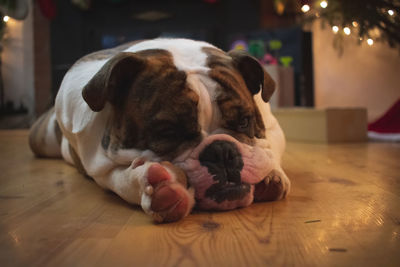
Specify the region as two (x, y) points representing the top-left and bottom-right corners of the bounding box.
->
(82, 39), (276, 210)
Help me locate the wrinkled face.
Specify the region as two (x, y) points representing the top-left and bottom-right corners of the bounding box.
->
(82, 42), (275, 210)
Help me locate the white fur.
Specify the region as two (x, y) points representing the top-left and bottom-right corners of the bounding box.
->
(124, 38), (213, 73)
(42, 112), (62, 157)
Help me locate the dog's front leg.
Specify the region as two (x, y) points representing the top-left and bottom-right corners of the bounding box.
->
(253, 165), (291, 202)
(96, 160), (195, 223)
(251, 137), (290, 202)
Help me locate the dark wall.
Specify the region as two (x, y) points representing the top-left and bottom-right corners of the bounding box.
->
(50, 0), (313, 106)
(50, 0), (260, 95)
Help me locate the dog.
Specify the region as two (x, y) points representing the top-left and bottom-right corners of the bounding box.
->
(29, 38), (290, 223)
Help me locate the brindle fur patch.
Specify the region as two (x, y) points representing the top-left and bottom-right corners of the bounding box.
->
(202, 47), (266, 143)
(100, 49), (202, 160)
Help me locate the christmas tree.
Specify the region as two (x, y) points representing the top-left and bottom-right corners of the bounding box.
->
(299, 0), (400, 50)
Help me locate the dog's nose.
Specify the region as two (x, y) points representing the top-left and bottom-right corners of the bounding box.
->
(199, 140), (244, 184)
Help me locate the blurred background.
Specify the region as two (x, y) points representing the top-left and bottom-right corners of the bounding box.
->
(0, 0), (399, 142)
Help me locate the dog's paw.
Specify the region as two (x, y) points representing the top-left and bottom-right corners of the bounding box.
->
(143, 163), (194, 223)
(253, 169), (290, 202)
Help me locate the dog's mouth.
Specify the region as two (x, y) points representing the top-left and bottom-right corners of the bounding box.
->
(205, 182), (251, 203)
(174, 134), (273, 210)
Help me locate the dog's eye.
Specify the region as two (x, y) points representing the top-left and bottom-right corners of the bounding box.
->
(238, 117), (249, 130)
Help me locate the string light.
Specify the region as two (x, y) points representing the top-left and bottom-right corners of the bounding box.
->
(301, 4), (310, 13)
(388, 10), (394, 16)
(3, 16), (9, 22)
(299, 0), (384, 48)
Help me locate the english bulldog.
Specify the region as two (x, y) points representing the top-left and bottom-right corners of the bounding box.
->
(29, 38), (290, 223)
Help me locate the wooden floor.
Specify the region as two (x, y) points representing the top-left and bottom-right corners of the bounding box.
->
(0, 130), (399, 267)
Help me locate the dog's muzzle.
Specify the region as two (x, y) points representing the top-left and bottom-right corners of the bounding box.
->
(175, 134), (274, 210)
(199, 140), (251, 203)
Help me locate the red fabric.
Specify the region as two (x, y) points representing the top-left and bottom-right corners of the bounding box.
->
(38, 0), (56, 20)
(368, 98), (400, 133)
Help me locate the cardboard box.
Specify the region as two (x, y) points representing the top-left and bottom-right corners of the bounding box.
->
(273, 108), (367, 142)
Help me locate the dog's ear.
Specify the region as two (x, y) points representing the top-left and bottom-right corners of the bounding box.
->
(228, 50), (275, 102)
(82, 52), (146, 112)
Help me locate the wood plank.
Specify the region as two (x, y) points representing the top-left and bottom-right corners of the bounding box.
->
(0, 130), (399, 266)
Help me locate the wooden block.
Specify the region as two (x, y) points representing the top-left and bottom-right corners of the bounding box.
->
(273, 108), (367, 142)
(264, 65), (295, 108)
